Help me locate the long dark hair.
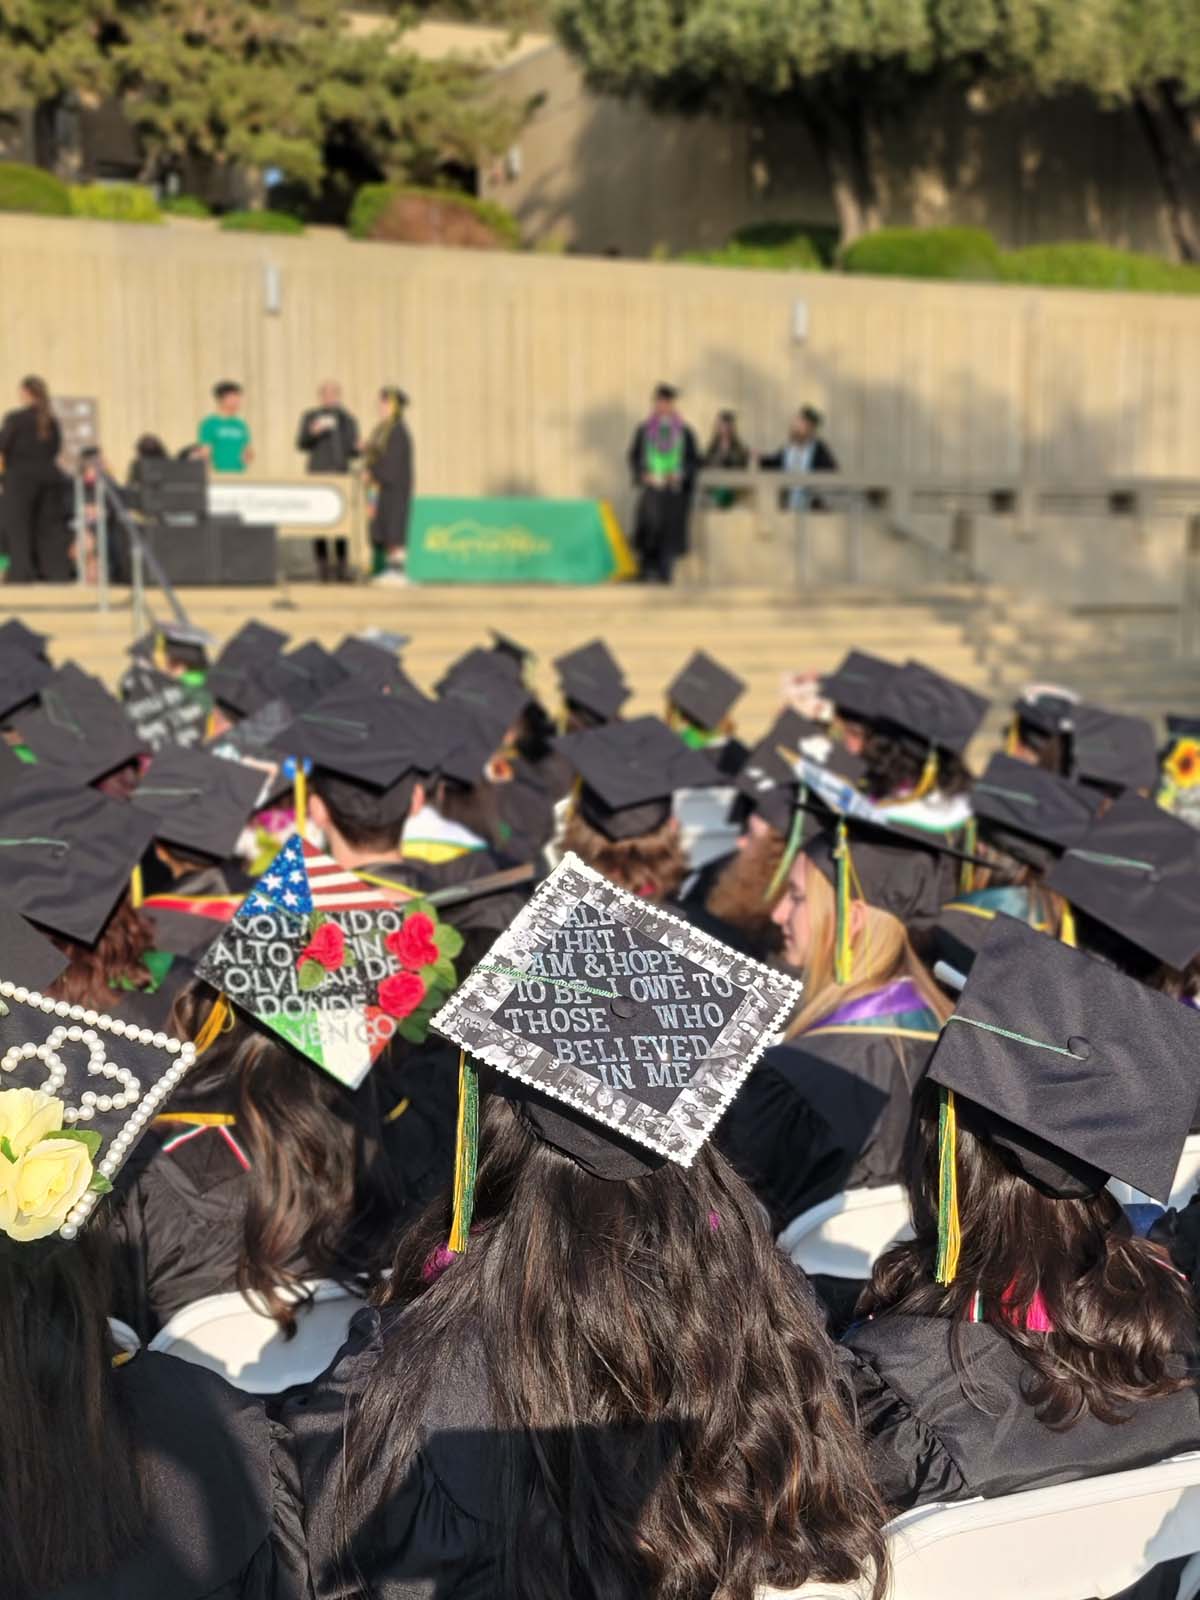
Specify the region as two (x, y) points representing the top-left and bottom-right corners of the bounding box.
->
(862, 728), (971, 801)
(46, 894), (158, 1010)
(20, 374), (53, 441)
(861, 1082), (1196, 1427)
(343, 1097), (887, 1600)
(170, 986), (409, 1333)
(2, 1230), (144, 1597)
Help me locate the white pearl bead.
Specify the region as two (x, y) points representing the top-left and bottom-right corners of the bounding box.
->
(0, 981), (14, 997)
(77, 1105), (93, 1121)
(12, 986), (27, 1003)
(39, 997), (55, 1013)
(68, 1005), (84, 1020)
(102, 1065), (117, 1079)
(96, 1096), (112, 1112)
(53, 1001), (69, 1017)
(82, 1011), (98, 1027)
(63, 1107), (77, 1123)
(98, 1157), (116, 1176)
(81, 1091), (96, 1106)
(59, 1224), (77, 1241)
(180, 1043), (196, 1061)
(137, 1028), (154, 1046)
(165, 1038), (181, 1055)
(22, 1043), (36, 1059)
(151, 1032), (167, 1050)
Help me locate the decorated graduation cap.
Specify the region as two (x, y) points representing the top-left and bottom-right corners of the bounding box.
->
(120, 662), (212, 753)
(130, 746), (266, 862)
(0, 772), (157, 945)
(926, 916), (1200, 1284)
(820, 650), (895, 725)
(0, 912), (197, 1249)
(1070, 704), (1159, 795)
(128, 619), (213, 674)
(0, 642), (53, 722)
(555, 640), (631, 723)
(558, 715), (717, 842)
(876, 659), (991, 759)
(431, 852), (800, 1245)
(1045, 792), (1200, 970)
(15, 663), (147, 784)
(971, 753), (1100, 870)
(195, 834), (463, 1089)
(667, 650), (746, 734)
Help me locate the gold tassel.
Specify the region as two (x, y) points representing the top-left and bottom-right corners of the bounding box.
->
(834, 820), (853, 985)
(959, 818), (978, 895)
(448, 1049), (480, 1254)
(130, 863), (144, 909)
(912, 745), (939, 800)
(293, 762), (308, 838)
(1059, 900), (1077, 948)
(1005, 716), (1020, 756)
(193, 993), (232, 1057)
(934, 1087), (962, 1286)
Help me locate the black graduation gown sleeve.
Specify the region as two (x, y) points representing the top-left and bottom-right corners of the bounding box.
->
(838, 1340), (967, 1513)
(280, 1305), (500, 1600)
(627, 423), (647, 487)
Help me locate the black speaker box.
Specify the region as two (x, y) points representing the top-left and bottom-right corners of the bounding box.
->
(138, 458), (208, 518)
(141, 518), (277, 585)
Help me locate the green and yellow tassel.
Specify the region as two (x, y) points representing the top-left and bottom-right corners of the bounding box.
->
(764, 791), (807, 905)
(448, 1049), (480, 1254)
(834, 819), (853, 986)
(934, 1086), (962, 1286)
(293, 761), (308, 838)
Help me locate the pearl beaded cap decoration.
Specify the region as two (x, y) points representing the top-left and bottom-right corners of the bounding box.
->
(0, 981), (196, 1240)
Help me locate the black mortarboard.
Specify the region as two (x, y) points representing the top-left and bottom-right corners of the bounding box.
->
(0, 644), (53, 721)
(0, 619), (49, 659)
(0, 772), (157, 944)
(734, 710), (832, 834)
(1013, 688), (1076, 740)
(1070, 704), (1159, 794)
(120, 664), (212, 753)
(215, 620), (290, 674)
(490, 631), (536, 672)
(432, 852), (801, 1174)
(820, 650), (895, 725)
(972, 753), (1101, 869)
(128, 619), (213, 672)
(559, 716), (717, 841)
(0, 909), (69, 990)
(1045, 793), (1200, 970)
(876, 660), (991, 757)
(554, 640), (631, 722)
(205, 665), (264, 719)
(131, 746), (265, 862)
(258, 642), (348, 713)
(929, 915), (1199, 1202)
(667, 651), (746, 732)
(15, 664), (147, 783)
(438, 646), (525, 695)
(283, 684), (439, 792)
(804, 818), (949, 927)
(439, 673), (531, 742)
(332, 636), (418, 697)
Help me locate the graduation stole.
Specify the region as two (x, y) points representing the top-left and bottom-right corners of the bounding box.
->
(642, 414), (684, 479)
(804, 977), (941, 1042)
(942, 885), (1035, 924)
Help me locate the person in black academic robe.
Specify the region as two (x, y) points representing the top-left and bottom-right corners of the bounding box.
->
(0, 377), (70, 583)
(364, 387), (413, 566)
(627, 384), (700, 585)
(296, 381), (360, 581)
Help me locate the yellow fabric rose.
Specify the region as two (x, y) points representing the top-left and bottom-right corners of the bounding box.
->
(0, 1087), (64, 1158)
(0, 1137), (95, 1243)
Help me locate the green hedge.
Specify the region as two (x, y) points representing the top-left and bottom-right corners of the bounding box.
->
(161, 195), (212, 219)
(841, 225), (1004, 282)
(347, 183), (520, 248)
(1000, 242), (1200, 294)
(219, 210), (306, 235)
(0, 162), (71, 216)
(69, 183), (161, 223)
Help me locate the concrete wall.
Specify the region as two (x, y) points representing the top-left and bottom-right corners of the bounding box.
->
(1, 213), (1198, 539)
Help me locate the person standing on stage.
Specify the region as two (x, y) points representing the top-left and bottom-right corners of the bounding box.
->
(761, 404), (838, 511)
(365, 386), (413, 586)
(628, 382), (700, 584)
(0, 374), (71, 583)
(197, 380), (253, 474)
(296, 379), (360, 583)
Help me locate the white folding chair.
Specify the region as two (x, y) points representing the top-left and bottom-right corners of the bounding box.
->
(1109, 1133), (1200, 1212)
(776, 1185), (912, 1279)
(673, 784), (740, 873)
(763, 1452), (1200, 1600)
(147, 1279), (364, 1394)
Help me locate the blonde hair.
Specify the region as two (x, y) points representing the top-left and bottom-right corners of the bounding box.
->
(788, 857), (951, 1037)
(562, 808), (688, 903)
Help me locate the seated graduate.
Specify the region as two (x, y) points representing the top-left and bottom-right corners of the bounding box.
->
(664, 647), (748, 776)
(554, 637), (632, 733)
(0, 911), (303, 1600)
(9, 659), (150, 805)
(1069, 703), (1161, 801)
(1005, 684), (1077, 775)
(859, 659), (988, 832)
(930, 753), (1100, 978)
(846, 916), (1200, 1512)
(717, 810), (952, 1246)
(119, 620), (215, 754)
(819, 649), (897, 759)
(280, 856), (888, 1600)
(557, 715), (719, 905)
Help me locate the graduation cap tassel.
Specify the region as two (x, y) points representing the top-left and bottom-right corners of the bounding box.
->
(193, 993), (233, 1057)
(448, 1050), (480, 1255)
(129, 862), (144, 909)
(959, 819), (978, 895)
(834, 819), (854, 986)
(293, 761), (308, 839)
(764, 792), (807, 905)
(1059, 900), (1077, 948)
(1005, 717), (1020, 757)
(913, 745), (939, 801)
(934, 1086), (962, 1286)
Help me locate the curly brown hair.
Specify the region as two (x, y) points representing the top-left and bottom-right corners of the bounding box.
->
(45, 895), (156, 1011)
(562, 809), (689, 903)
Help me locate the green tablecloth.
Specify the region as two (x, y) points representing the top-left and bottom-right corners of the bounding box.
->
(407, 497), (634, 584)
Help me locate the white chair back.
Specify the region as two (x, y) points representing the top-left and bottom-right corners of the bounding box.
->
(108, 1316), (141, 1355)
(1108, 1133), (1200, 1212)
(763, 1452), (1200, 1600)
(147, 1280), (363, 1393)
(673, 784), (740, 873)
(777, 1185), (912, 1279)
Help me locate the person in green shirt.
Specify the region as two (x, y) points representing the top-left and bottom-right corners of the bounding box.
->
(197, 380), (253, 473)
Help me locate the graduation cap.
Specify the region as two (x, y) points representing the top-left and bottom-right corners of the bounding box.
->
(667, 651), (745, 732)
(259, 642), (348, 713)
(431, 853), (800, 1244)
(1012, 686), (1077, 741)
(130, 746), (266, 862)
(0, 909), (68, 991)
(1166, 714), (1200, 742)
(554, 640), (631, 723)
(928, 918), (1200, 1275)
(0, 772), (157, 944)
(558, 716), (718, 842)
(333, 636), (418, 697)
(1044, 792), (1200, 970)
(0, 644), (53, 722)
(734, 710), (836, 835)
(120, 664), (212, 753)
(196, 834), (465, 1088)
(128, 619), (213, 674)
(875, 660), (991, 757)
(215, 620), (290, 674)
(972, 753), (1101, 869)
(489, 631), (536, 674)
(804, 818), (950, 931)
(15, 664), (147, 784)
(439, 674), (531, 745)
(0, 924), (196, 1247)
(286, 683), (439, 797)
(0, 620), (49, 660)
(1070, 704), (1159, 794)
(820, 650), (895, 725)
(437, 646), (525, 696)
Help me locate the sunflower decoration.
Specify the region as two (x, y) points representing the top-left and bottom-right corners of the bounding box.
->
(1165, 738), (1200, 791)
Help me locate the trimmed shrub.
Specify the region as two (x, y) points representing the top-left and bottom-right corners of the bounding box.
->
(1000, 242), (1200, 295)
(679, 235), (825, 272)
(348, 183), (520, 250)
(162, 195), (212, 219)
(69, 183), (161, 223)
(840, 225), (1003, 282)
(0, 162), (71, 217)
(219, 210), (306, 235)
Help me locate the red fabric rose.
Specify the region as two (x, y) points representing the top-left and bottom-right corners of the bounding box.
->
(386, 913), (439, 971)
(378, 971), (427, 1019)
(297, 920), (346, 971)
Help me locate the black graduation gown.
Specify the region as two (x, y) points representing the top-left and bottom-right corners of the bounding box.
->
(627, 421), (700, 563)
(281, 1303), (502, 1599)
(384, 849), (532, 974)
(368, 419), (413, 551)
(844, 1313), (1200, 1513)
(47, 1351), (304, 1599)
